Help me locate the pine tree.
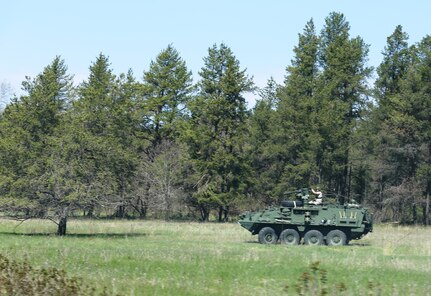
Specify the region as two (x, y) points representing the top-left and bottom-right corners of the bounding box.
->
(143, 44), (193, 145)
(387, 36), (431, 224)
(132, 45), (193, 218)
(317, 12), (372, 200)
(247, 78), (281, 205)
(276, 19), (320, 194)
(76, 53), (116, 135)
(0, 56), (75, 235)
(369, 25), (413, 220)
(70, 54), (135, 219)
(185, 43), (253, 221)
(375, 25), (411, 105)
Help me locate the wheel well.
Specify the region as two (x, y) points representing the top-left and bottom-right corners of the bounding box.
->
(254, 225), (294, 236)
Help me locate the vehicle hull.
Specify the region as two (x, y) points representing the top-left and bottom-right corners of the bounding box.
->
(239, 203), (373, 245)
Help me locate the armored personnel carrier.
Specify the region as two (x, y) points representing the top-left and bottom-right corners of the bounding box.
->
(238, 188), (373, 245)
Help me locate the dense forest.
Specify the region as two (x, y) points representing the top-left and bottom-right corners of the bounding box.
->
(0, 12), (430, 234)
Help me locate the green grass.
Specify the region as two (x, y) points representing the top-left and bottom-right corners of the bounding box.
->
(0, 219), (430, 295)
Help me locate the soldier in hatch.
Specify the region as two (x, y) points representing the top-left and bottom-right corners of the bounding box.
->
(309, 187), (323, 205)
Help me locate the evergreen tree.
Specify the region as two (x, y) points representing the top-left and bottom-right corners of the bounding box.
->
(317, 12), (372, 200)
(0, 56), (75, 235)
(142, 44), (193, 145)
(185, 43), (253, 221)
(385, 36), (431, 224)
(130, 45), (193, 218)
(112, 69), (143, 148)
(414, 37), (431, 225)
(368, 26), (413, 220)
(109, 69), (143, 218)
(276, 19), (320, 194)
(70, 54), (136, 219)
(247, 78), (281, 205)
(375, 25), (411, 105)
(76, 53), (116, 136)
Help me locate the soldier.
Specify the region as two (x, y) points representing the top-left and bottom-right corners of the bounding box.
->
(309, 187), (323, 205)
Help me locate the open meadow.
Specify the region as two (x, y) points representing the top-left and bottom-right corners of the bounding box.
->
(0, 219), (430, 295)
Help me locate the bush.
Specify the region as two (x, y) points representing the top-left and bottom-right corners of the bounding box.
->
(0, 254), (110, 296)
(287, 262), (388, 295)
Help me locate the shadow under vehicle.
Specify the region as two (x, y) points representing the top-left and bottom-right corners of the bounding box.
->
(238, 188), (373, 246)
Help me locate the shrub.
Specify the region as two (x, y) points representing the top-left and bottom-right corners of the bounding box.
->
(0, 253), (110, 296)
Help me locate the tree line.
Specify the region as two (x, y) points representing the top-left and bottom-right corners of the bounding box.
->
(0, 12), (430, 234)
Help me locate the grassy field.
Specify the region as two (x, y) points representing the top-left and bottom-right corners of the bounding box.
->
(0, 219), (430, 295)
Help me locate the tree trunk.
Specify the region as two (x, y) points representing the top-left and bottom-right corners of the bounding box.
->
(223, 206), (229, 222)
(57, 208), (68, 236)
(200, 205), (209, 222)
(57, 217), (67, 236)
(137, 197), (147, 218)
(115, 190), (127, 218)
(218, 206), (223, 222)
(341, 155), (349, 199)
(412, 203), (417, 224)
(139, 204), (147, 219)
(115, 205), (126, 218)
(86, 204), (94, 217)
(347, 163), (352, 201)
(426, 193), (430, 226)
(218, 205), (229, 222)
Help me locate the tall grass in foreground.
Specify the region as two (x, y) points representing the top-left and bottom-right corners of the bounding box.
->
(0, 253), (111, 296)
(0, 219), (430, 295)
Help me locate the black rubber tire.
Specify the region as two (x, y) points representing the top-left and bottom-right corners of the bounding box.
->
(279, 229), (300, 245)
(258, 227), (278, 244)
(303, 230), (324, 246)
(326, 230), (347, 246)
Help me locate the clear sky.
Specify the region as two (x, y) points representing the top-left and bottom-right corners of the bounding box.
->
(1, 0), (430, 107)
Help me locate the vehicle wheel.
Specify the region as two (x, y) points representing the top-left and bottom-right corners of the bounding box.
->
(258, 227), (278, 244)
(303, 230), (324, 246)
(279, 229), (300, 245)
(326, 230), (347, 246)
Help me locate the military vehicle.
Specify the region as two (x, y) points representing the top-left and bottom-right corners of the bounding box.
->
(238, 188), (373, 245)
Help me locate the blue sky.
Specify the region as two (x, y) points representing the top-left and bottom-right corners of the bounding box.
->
(1, 0), (430, 106)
